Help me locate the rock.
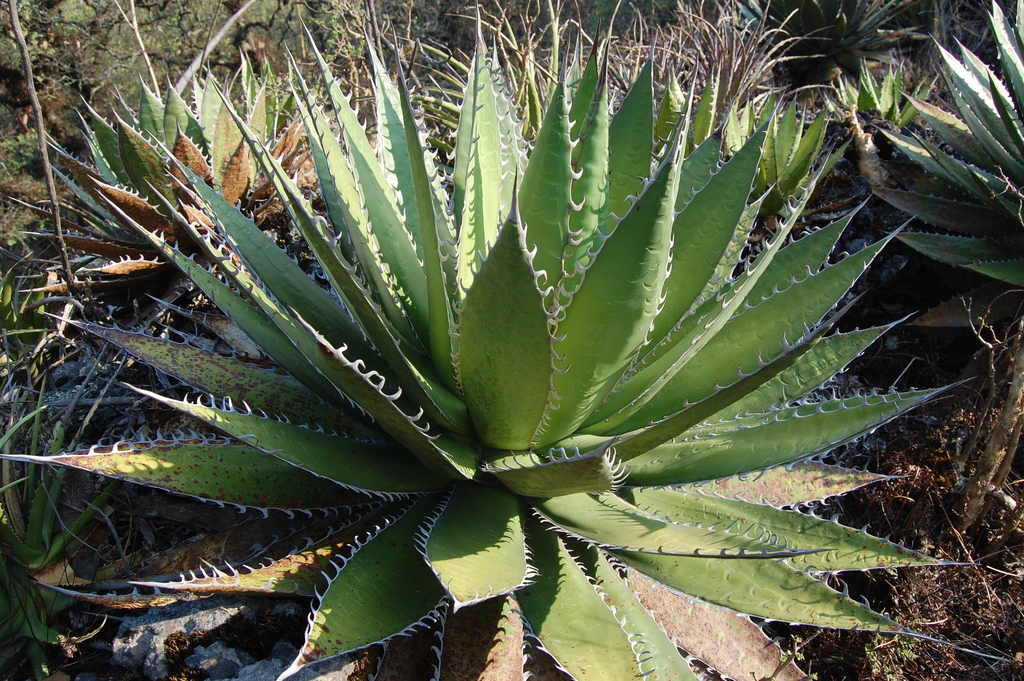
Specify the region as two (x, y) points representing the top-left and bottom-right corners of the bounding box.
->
(111, 595), (264, 680)
(185, 640), (255, 679)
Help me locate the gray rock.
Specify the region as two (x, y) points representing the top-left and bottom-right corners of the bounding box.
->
(109, 594), (356, 681)
(111, 595), (263, 680)
(185, 640), (255, 679)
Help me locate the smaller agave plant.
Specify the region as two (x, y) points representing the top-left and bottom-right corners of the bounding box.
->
(877, 0), (1024, 288)
(833, 62), (932, 127)
(12, 30), (951, 681)
(34, 56), (303, 299)
(740, 0), (922, 82)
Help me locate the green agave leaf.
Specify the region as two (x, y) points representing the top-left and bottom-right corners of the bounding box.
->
(622, 389), (938, 485)
(454, 48), (505, 296)
(137, 80), (165, 143)
(286, 497), (447, 674)
(875, 188), (1015, 238)
(486, 437), (619, 497)
(19, 436), (363, 510)
(615, 235), (890, 430)
(516, 518), (642, 681)
(177, 162), (476, 478)
(628, 486), (940, 572)
(607, 57), (654, 219)
(438, 596), (526, 681)
(290, 63), (417, 344)
(626, 570), (808, 681)
(77, 325), (370, 437)
(567, 47), (600, 142)
(133, 388), (451, 494)
(899, 233), (1024, 285)
(125, 221), (347, 405)
(653, 126), (767, 347)
(537, 143), (677, 446)
(83, 106), (125, 183)
(460, 213), (551, 449)
(614, 549), (902, 632)
(274, 80), (471, 435)
(162, 87), (204, 150)
(393, 57), (461, 393)
(424, 484), (529, 607)
(898, 99), (987, 171)
(584, 548), (698, 681)
(676, 460), (889, 507)
(563, 71), (610, 271)
(116, 119), (174, 211)
(309, 44), (429, 339)
(519, 81), (572, 287)
(534, 491), (792, 557)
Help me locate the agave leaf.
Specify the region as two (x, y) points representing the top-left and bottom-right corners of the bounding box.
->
(424, 484), (529, 607)
(133, 508), (399, 597)
(608, 57), (654, 219)
(626, 571), (808, 681)
(519, 81), (572, 287)
(83, 106), (125, 183)
(460, 213), (551, 449)
(874, 188), (1015, 237)
(81, 325), (371, 436)
(393, 57), (461, 393)
(210, 95), (243, 187)
(675, 461), (890, 511)
(268, 76), (418, 345)
(563, 69), (610, 270)
(486, 437), (619, 497)
(516, 519), (641, 681)
(126, 222), (348, 404)
(18, 437), (363, 510)
(645, 127), (767, 358)
(567, 47), (600, 142)
(438, 596), (526, 681)
(898, 99), (987, 169)
(940, 44), (1024, 180)
(534, 492), (794, 557)
(453, 48), (505, 295)
(993, 1), (1024, 107)
(308, 45), (429, 338)
(899, 232), (1024, 285)
(537, 142), (677, 446)
(614, 235), (890, 431)
(628, 487), (941, 572)
(133, 388), (451, 495)
(270, 82), (471, 435)
(116, 119), (175, 210)
(615, 548), (902, 632)
(285, 497), (447, 674)
(622, 389), (938, 485)
(137, 81), (165, 142)
(162, 87), (204, 149)
(584, 548), (698, 681)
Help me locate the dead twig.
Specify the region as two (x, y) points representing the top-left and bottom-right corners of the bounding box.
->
(6, 0), (78, 297)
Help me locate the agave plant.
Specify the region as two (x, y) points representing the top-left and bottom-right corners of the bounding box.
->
(740, 0), (922, 82)
(877, 0), (1024, 287)
(12, 32), (949, 680)
(834, 62), (932, 127)
(33, 55), (303, 299)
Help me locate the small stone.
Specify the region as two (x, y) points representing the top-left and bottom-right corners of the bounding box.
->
(185, 641), (255, 679)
